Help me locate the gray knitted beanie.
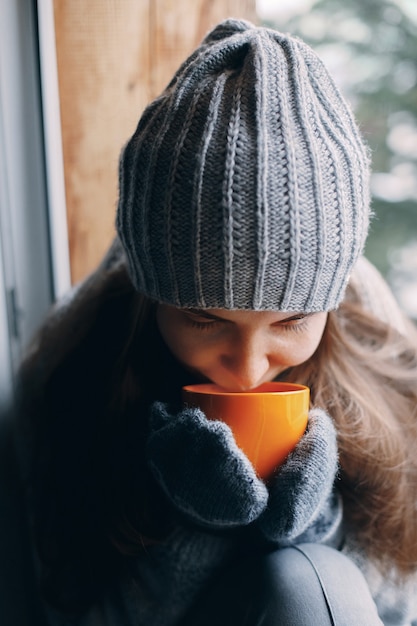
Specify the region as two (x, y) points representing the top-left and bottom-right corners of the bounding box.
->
(116, 18), (371, 311)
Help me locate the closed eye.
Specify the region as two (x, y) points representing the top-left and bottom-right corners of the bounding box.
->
(183, 310), (224, 331)
(272, 314), (312, 332)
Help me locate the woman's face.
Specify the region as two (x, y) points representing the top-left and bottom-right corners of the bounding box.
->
(156, 305), (328, 391)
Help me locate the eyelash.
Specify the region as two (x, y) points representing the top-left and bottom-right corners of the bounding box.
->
(279, 318), (309, 333)
(187, 319), (219, 331)
(186, 316), (310, 333)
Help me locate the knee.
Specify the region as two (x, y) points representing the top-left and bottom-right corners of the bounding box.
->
(262, 544), (383, 626)
(263, 543), (356, 596)
(262, 544), (318, 596)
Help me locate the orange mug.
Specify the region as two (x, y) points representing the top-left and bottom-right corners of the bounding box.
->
(182, 382), (310, 480)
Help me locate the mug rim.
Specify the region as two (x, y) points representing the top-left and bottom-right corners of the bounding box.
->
(182, 382), (309, 396)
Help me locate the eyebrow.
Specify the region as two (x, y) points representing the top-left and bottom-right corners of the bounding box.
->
(185, 308), (313, 323)
(185, 308), (230, 322)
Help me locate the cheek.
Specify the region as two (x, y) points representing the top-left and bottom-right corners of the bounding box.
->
(157, 314), (212, 369)
(168, 339), (219, 379)
(280, 339), (318, 367)
(277, 318), (327, 367)
(169, 337), (209, 368)
(175, 337), (221, 372)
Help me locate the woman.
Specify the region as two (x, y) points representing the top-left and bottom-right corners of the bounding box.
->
(15, 18), (417, 625)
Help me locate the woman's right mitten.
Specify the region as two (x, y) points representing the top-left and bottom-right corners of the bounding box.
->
(146, 401), (268, 529)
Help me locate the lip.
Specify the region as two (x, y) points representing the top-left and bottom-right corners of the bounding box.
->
(185, 371), (290, 393)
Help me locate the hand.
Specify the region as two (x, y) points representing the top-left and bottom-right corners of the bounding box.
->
(146, 402), (268, 529)
(257, 408), (339, 544)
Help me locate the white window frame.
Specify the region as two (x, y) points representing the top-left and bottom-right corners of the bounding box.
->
(0, 0), (70, 405)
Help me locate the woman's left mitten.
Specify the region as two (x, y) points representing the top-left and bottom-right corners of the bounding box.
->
(146, 402), (268, 529)
(257, 408), (339, 544)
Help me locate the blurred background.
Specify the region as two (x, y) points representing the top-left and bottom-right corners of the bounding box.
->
(0, 0), (416, 404)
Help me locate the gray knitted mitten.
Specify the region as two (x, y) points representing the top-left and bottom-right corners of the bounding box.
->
(147, 402), (268, 528)
(257, 407), (339, 544)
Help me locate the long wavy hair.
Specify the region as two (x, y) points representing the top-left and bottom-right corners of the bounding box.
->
(17, 244), (417, 612)
(291, 299), (417, 578)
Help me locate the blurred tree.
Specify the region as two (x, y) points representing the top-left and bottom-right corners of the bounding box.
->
(263, 0), (417, 317)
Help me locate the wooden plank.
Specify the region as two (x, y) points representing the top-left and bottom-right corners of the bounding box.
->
(53, 0), (151, 284)
(53, 0), (256, 284)
(150, 0), (258, 99)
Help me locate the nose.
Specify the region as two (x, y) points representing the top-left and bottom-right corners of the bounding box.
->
(220, 333), (270, 391)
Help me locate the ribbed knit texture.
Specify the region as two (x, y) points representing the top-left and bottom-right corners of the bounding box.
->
(117, 18), (371, 311)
